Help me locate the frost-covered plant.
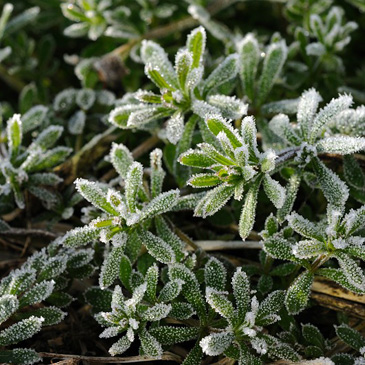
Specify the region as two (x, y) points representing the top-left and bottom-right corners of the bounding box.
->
(200, 261), (300, 363)
(61, 0), (179, 41)
(108, 27), (245, 144)
(0, 114), (72, 210)
(179, 114), (286, 240)
(263, 203), (365, 314)
(62, 143), (203, 288)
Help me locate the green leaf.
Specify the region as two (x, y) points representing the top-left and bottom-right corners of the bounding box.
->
(335, 252), (365, 292)
(84, 287), (112, 312)
(125, 162), (143, 213)
(335, 324), (365, 352)
(206, 289), (234, 320)
(269, 113), (301, 146)
(7, 114), (22, 159)
(30, 125), (63, 150)
(63, 225), (101, 248)
(0, 348), (39, 365)
(200, 331), (234, 356)
(238, 33), (260, 102)
(0, 316), (44, 346)
(205, 257), (226, 291)
(159, 279), (183, 302)
(317, 136), (365, 155)
(179, 149), (216, 168)
(182, 341), (203, 365)
(19, 280), (54, 308)
(110, 143), (134, 178)
(38, 258), (67, 281)
(141, 303), (171, 321)
(205, 115), (242, 148)
(149, 326), (199, 345)
(277, 173), (301, 223)
(138, 230), (175, 264)
(302, 323), (325, 350)
(343, 155), (365, 191)
(175, 49), (192, 90)
(99, 246), (124, 289)
(256, 290), (285, 326)
(169, 264), (206, 321)
(195, 183), (235, 218)
(139, 330), (163, 358)
(188, 173), (221, 188)
(109, 335), (132, 356)
(257, 40), (287, 106)
(145, 264), (158, 303)
(203, 54), (238, 96)
(187, 26), (206, 69)
(239, 176), (261, 239)
(0, 295), (18, 325)
(263, 175), (286, 209)
(119, 255), (132, 291)
(232, 268), (250, 322)
(17, 306), (65, 326)
(285, 270), (314, 314)
(312, 157), (349, 209)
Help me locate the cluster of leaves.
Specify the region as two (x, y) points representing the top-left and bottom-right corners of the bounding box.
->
(1, 0), (365, 364)
(0, 240), (95, 364)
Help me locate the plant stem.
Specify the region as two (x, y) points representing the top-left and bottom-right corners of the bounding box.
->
(0, 63), (25, 93)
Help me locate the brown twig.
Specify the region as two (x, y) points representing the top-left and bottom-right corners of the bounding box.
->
(0, 228), (58, 239)
(38, 351), (182, 363)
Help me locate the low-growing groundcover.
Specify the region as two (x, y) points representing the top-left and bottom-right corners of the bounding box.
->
(1, 0), (365, 364)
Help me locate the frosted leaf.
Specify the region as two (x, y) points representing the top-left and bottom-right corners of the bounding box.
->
(186, 65), (204, 91)
(277, 173), (301, 223)
(138, 230), (175, 264)
(109, 335), (131, 356)
(28, 127), (63, 154)
(0, 295), (18, 325)
(141, 40), (178, 89)
(285, 271), (314, 314)
(200, 331), (234, 356)
(238, 33), (260, 101)
(269, 113), (301, 145)
(265, 236), (296, 263)
(158, 279), (183, 302)
(100, 326), (120, 338)
(149, 326), (199, 346)
(169, 302), (195, 320)
(263, 175), (285, 209)
(175, 49), (193, 90)
(194, 183), (235, 218)
(191, 99), (220, 120)
(262, 98), (300, 116)
(186, 26), (206, 69)
(205, 114), (242, 148)
(335, 252), (365, 291)
(127, 327), (135, 342)
(75, 178), (118, 216)
(19, 280), (54, 307)
(260, 149), (277, 173)
(241, 116), (259, 159)
(297, 88), (322, 139)
(292, 240), (327, 258)
(150, 148), (165, 198)
(207, 95), (248, 120)
(232, 268), (250, 321)
(168, 263), (206, 320)
(145, 264), (158, 303)
(76, 89), (96, 110)
(141, 303), (171, 321)
(203, 54), (238, 95)
(257, 40), (287, 106)
(179, 148), (216, 168)
(22, 105), (48, 133)
(256, 290), (284, 326)
(312, 157), (349, 209)
(235, 146), (249, 168)
(251, 337), (268, 355)
(205, 257), (226, 291)
(263, 334), (301, 361)
(0, 316), (44, 346)
(306, 42), (326, 56)
(310, 94), (353, 143)
(68, 110), (86, 135)
(125, 283), (147, 308)
(3, 348), (40, 365)
(166, 113), (184, 144)
(7, 114), (22, 158)
(127, 105), (171, 128)
(108, 104), (143, 129)
(287, 212), (325, 241)
(206, 288), (234, 320)
(99, 246), (124, 289)
(239, 177), (260, 240)
(343, 206), (365, 236)
(139, 330), (163, 358)
(110, 143), (134, 179)
(335, 324), (365, 352)
(316, 136), (365, 155)
(53, 88), (76, 112)
(125, 162), (143, 213)
(62, 224), (101, 247)
(198, 143), (235, 166)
